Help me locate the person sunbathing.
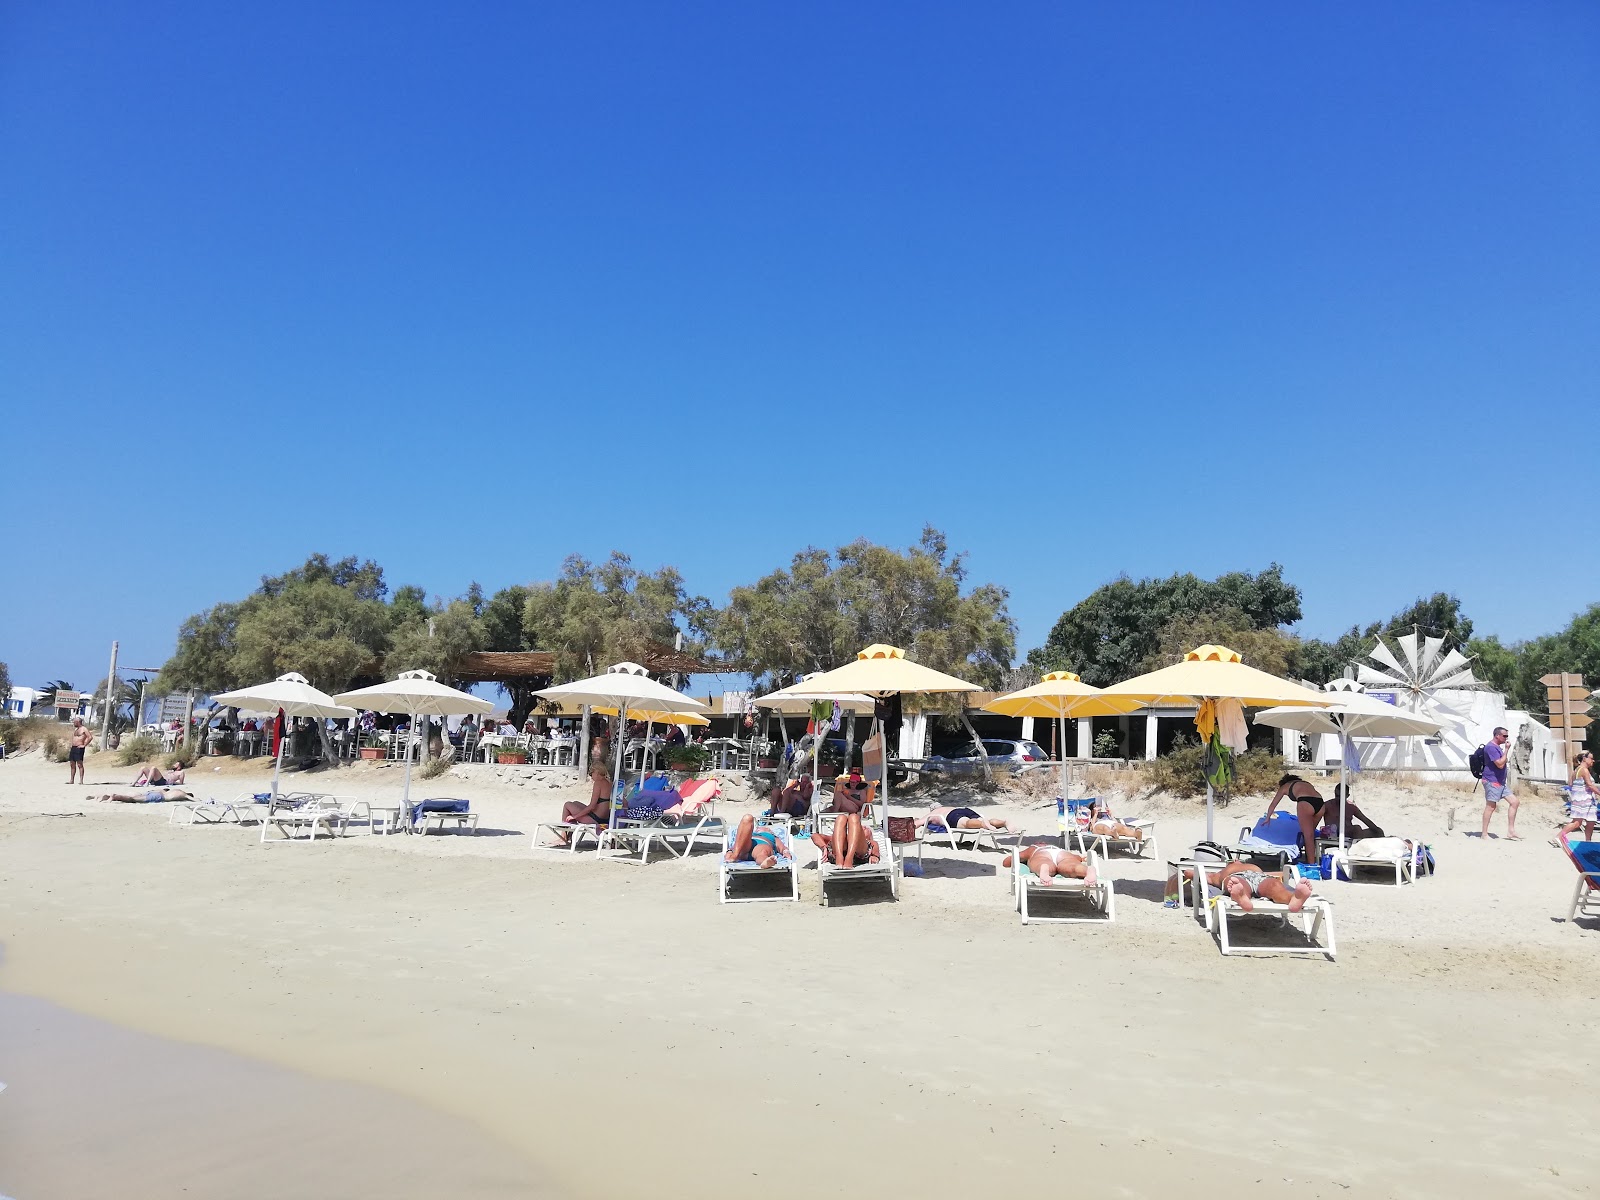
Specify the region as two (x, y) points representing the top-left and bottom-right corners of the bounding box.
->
(101, 787), (194, 804)
(1321, 785), (1384, 840)
(811, 810), (880, 867)
(725, 813), (788, 868)
(1003, 843), (1097, 887)
(927, 805), (1014, 833)
(1206, 860), (1313, 913)
(767, 774), (814, 819)
(829, 767), (872, 815)
(132, 762), (185, 787)
(1084, 799), (1145, 842)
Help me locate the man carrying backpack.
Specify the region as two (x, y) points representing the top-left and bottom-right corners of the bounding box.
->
(1478, 726), (1521, 840)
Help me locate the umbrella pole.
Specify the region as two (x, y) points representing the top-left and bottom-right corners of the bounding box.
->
(1059, 714), (1068, 798)
(1205, 779), (1215, 842)
(638, 719), (653, 789)
(401, 708), (417, 830)
(1340, 730), (1348, 854)
(271, 732), (284, 800)
(611, 715), (627, 830)
(878, 709), (890, 833)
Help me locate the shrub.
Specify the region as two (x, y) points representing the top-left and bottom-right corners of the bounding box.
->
(1144, 738), (1284, 801)
(116, 734), (162, 766)
(664, 743), (712, 774)
(0, 720), (20, 755)
(43, 734), (68, 762)
(417, 754), (454, 780)
(1092, 730), (1121, 759)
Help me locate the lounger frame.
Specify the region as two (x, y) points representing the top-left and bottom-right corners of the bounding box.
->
(1071, 817), (1159, 862)
(598, 812), (725, 865)
(1201, 870), (1336, 959)
(718, 826), (801, 904)
(818, 830), (898, 906)
(1010, 842), (1114, 924)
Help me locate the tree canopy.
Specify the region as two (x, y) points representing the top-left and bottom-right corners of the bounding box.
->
(1028, 565), (1301, 685)
(716, 527), (1016, 691)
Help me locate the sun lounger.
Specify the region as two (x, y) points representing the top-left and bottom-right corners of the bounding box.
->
(718, 824), (800, 903)
(598, 811), (725, 865)
(1071, 816), (1159, 862)
(924, 820), (1007, 855)
(1561, 840), (1600, 921)
(532, 820), (606, 852)
(817, 829), (898, 906)
(1329, 836), (1420, 885)
(168, 791), (266, 826)
(260, 795), (369, 842)
(1200, 867), (1336, 959)
(1234, 813), (1305, 867)
(408, 797), (477, 834)
(1010, 841), (1114, 924)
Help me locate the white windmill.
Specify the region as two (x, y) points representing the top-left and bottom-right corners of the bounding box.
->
(1356, 631), (1484, 771)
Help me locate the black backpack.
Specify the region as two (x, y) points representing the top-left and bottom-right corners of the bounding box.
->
(1468, 745), (1487, 780)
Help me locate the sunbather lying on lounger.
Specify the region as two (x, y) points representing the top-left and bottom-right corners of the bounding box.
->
(101, 787), (195, 804)
(1321, 785), (1385, 840)
(811, 811), (880, 867)
(927, 806), (1014, 833)
(1003, 843), (1097, 887)
(1083, 799), (1145, 842)
(726, 814), (789, 868)
(1166, 860), (1312, 913)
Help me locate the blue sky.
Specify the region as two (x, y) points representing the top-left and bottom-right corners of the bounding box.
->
(3, 1), (1597, 692)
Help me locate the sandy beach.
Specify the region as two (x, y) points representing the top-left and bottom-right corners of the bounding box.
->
(3, 749), (1598, 1199)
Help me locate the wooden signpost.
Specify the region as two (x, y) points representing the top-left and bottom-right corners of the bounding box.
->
(1542, 673), (1595, 779)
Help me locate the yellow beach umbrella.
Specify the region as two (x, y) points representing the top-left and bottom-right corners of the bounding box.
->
(780, 644), (980, 826)
(594, 706), (710, 726)
(982, 670), (1145, 797)
(1099, 645), (1331, 838)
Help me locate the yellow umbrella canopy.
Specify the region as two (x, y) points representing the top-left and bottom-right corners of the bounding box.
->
(1100, 645), (1330, 839)
(1099, 645), (1331, 708)
(782, 644), (980, 699)
(595, 706), (710, 726)
(983, 670), (1145, 799)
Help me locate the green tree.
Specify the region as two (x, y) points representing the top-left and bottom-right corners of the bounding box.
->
(1029, 565), (1302, 685)
(386, 598), (487, 684)
(0, 661), (11, 712)
(717, 527), (1017, 692)
(523, 553), (713, 683)
(1465, 635), (1521, 699)
(1142, 607), (1299, 676)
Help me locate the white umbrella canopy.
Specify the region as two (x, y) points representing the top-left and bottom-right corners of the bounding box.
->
(211, 672), (357, 800)
(335, 670), (493, 815)
(535, 664), (709, 825)
(1255, 689), (1443, 850)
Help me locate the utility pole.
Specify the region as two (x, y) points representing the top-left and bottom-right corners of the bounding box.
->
(99, 640), (120, 750)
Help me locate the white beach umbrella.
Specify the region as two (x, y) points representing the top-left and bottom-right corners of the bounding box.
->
(1255, 688), (1443, 850)
(335, 670), (493, 817)
(756, 676), (877, 790)
(210, 672), (356, 801)
(535, 664), (709, 824)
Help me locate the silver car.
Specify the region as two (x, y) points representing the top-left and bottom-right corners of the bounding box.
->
(924, 739), (1050, 775)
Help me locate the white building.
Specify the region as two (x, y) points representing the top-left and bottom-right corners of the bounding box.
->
(5, 686), (42, 718)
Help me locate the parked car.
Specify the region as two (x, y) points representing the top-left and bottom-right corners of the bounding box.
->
(923, 739), (1050, 775)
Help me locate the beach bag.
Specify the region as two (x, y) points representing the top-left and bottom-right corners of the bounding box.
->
(1188, 840), (1232, 865)
(1468, 745), (1487, 779)
(1415, 842), (1436, 875)
(887, 816), (918, 843)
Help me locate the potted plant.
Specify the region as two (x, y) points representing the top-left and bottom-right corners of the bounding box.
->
(664, 743), (711, 774)
(359, 745), (385, 761)
(494, 746), (528, 765)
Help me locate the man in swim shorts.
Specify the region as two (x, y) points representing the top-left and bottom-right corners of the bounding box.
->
(100, 787), (195, 804)
(1479, 726), (1521, 840)
(67, 716), (92, 784)
(725, 813), (788, 868)
(1003, 843), (1097, 888)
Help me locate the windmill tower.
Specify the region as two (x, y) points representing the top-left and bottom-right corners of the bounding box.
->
(1356, 631), (1484, 771)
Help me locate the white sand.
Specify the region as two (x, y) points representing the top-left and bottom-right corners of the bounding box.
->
(2, 749), (1597, 1198)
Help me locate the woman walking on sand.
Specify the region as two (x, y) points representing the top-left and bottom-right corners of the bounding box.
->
(1555, 750), (1598, 845)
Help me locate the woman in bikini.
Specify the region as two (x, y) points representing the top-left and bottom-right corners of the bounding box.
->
(1002, 842), (1097, 887)
(1264, 774), (1326, 866)
(725, 814), (788, 868)
(811, 811), (880, 868)
(1084, 798), (1144, 843)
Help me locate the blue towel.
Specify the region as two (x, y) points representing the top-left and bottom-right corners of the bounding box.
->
(409, 797), (469, 824)
(1573, 842), (1600, 877)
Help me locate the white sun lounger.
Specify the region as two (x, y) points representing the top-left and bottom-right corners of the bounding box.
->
(169, 791), (264, 826)
(718, 824), (801, 903)
(1200, 868), (1336, 959)
(1329, 836), (1421, 886)
(598, 811), (725, 865)
(818, 829), (898, 906)
(925, 819), (1009, 854)
(532, 820), (607, 852)
(1009, 841), (1114, 924)
(260, 795), (369, 842)
(1071, 817), (1159, 862)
